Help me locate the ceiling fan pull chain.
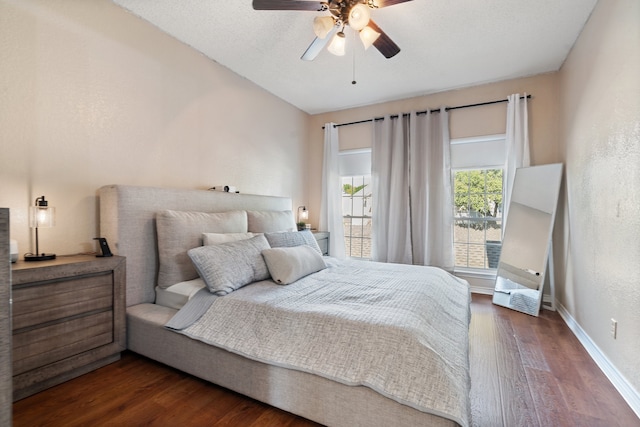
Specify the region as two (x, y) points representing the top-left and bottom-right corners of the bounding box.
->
(352, 32), (357, 85)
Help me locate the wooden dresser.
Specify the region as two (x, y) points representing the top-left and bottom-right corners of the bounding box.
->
(11, 255), (126, 400)
(0, 209), (11, 424)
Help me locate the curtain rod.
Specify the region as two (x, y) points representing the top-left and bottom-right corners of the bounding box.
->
(322, 94), (532, 129)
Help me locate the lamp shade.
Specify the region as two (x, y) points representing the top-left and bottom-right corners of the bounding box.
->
(348, 4), (370, 31)
(297, 206), (309, 222)
(327, 31), (346, 56)
(313, 16), (335, 39)
(359, 26), (381, 50)
(29, 197), (55, 228)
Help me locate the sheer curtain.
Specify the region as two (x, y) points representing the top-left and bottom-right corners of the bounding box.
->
(371, 109), (453, 269)
(319, 123), (346, 258)
(503, 93), (531, 230)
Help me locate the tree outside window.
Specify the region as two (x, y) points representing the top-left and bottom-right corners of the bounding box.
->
(453, 169), (503, 269)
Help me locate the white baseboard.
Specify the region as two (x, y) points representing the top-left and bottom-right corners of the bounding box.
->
(469, 286), (555, 307)
(469, 285), (493, 295)
(556, 302), (640, 418)
(454, 271), (495, 296)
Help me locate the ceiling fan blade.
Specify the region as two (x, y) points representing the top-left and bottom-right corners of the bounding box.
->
(367, 20), (401, 59)
(301, 26), (338, 60)
(373, 0), (413, 8)
(252, 0), (326, 11)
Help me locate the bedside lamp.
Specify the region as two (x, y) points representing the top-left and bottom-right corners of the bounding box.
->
(25, 195), (56, 261)
(297, 206), (309, 223)
(297, 206), (311, 231)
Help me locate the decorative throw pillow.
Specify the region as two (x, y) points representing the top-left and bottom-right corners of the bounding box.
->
(262, 245), (327, 285)
(202, 232), (255, 246)
(247, 210), (296, 233)
(156, 209), (248, 289)
(264, 230), (322, 254)
(188, 234), (271, 295)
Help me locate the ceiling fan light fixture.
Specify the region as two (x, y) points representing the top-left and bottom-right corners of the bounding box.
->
(359, 26), (381, 50)
(348, 4), (371, 31)
(327, 31), (346, 56)
(313, 16), (335, 39)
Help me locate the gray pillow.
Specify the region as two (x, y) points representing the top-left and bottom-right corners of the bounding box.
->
(188, 234), (271, 295)
(262, 246), (327, 285)
(156, 209), (248, 288)
(247, 210), (296, 233)
(202, 232), (255, 246)
(264, 230), (322, 254)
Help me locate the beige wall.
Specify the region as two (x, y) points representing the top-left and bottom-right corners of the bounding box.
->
(307, 73), (561, 228)
(0, 0), (309, 257)
(558, 0), (640, 393)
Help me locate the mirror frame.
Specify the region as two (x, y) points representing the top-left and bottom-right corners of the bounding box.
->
(492, 163), (563, 316)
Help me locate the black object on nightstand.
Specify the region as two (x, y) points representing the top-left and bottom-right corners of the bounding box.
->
(94, 237), (113, 257)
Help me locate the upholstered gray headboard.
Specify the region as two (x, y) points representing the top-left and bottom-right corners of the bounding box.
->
(98, 185), (292, 306)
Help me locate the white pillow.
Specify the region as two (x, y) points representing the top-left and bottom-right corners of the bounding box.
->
(262, 245), (327, 285)
(202, 232), (255, 246)
(247, 210), (296, 233)
(156, 210), (248, 289)
(155, 278), (206, 310)
(188, 234), (271, 296)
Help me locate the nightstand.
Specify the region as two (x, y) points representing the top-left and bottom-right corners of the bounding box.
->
(11, 255), (126, 400)
(312, 231), (330, 256)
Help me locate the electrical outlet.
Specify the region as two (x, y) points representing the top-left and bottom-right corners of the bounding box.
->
(611, 318), (618, 339)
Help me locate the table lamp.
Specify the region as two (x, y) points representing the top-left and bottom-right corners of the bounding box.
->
(25, 195), (56, 261)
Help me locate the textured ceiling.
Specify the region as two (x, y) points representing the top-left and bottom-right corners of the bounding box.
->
(112, 0), (598, 114)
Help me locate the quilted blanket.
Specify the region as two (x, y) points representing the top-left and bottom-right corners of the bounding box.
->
(171, 259), (471, 426)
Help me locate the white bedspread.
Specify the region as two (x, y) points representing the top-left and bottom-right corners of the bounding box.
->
(172, 259), (471, 426)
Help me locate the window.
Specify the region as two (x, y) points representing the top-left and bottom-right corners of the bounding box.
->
(342, 175), (372, 259)
(453, 169), (503, 269)
(339, 149), (372, 259)
(451, 135), (506, 271)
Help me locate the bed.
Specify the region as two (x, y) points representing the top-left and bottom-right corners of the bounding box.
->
(98, 184), (471, 427)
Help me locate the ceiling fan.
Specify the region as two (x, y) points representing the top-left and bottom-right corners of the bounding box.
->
(252, 0), (412, 61)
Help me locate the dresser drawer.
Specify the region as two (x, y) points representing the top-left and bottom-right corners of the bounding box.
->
(13, 311), (113, 375)
(12, 272), (113, 330)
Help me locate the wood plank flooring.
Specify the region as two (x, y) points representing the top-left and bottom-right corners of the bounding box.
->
(13, 294), (639, 426)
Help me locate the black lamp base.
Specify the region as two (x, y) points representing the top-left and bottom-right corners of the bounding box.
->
(24, 253), (56, 262)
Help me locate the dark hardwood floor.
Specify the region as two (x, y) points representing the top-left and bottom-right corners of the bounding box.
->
(13, 295), (639, 426)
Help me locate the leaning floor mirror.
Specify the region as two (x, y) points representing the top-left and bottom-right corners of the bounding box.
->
(492, 163), (563, 316)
